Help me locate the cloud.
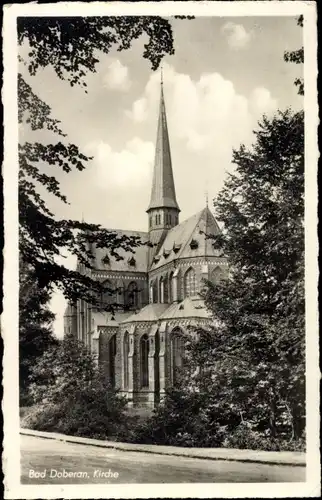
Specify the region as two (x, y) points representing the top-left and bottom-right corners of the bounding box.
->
(126, 62), (278, 155)
(221, 22), (253, 50)
(127, 98), (148, 122)
(103, 59), (131, 91)
(249, 87), (278, 115)
(84, 137), (154, 189)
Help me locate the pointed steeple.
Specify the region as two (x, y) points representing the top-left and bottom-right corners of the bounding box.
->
(146, 75), (181, 268)
(147, 79), (180, 212)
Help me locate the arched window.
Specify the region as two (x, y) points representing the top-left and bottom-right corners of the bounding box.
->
(140, 334), (149, 388)
(152, 280), (158, 303)
(109, 334), (117, 388)
(170, 328), (185, 385)
(163, 275), (169, 303)
(102, 280), (114, 308)
(127, 281), (138, 309)
(154, 331), (160, 403)
(184, 268), (196, 297)
(123, 332), (129, 389)
(211, 266), (226, 283)
(169, 272), (174, 303)
(159, 276), (164, 303)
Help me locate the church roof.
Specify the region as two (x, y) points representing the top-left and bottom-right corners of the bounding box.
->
(121, 303), (169, 324)
(160, 297), (211, 320)
(92, 229), (149, 273)
(150, 206), (222, 271)
(147, 83), (180, 212)
(121, 297), (211, 325)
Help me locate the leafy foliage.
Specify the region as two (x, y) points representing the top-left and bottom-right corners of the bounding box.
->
(203, 110), (305, 443)
(141, 110), (305, 450)
(129, 386), (227, 447)
(19, 260), (58, 405)
(25, 334), (129, 439)
(18, 17), (175, 85)
(284, 15), (304, 95)
(18, 16), (177, 306)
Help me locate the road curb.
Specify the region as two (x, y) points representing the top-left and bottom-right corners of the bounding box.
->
(20, 428), (306, 467)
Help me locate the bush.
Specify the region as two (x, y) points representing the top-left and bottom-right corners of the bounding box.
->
(126, 388), (227, 447)
(25, 334), (131, 440)
(122, 388), (306, 452)
(222, 423), (306, 452)
(23, 383), (130, 441)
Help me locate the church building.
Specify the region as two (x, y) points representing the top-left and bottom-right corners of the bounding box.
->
(64, 80), (228, 408)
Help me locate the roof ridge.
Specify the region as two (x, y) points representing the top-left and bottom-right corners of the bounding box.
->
(98, 228), (148, 236)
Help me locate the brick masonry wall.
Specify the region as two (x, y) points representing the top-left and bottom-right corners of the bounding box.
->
(149, 259), (228, 303)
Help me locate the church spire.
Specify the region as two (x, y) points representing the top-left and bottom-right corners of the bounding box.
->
(147, 77), (180, 212)
(146, 75), (180, 268)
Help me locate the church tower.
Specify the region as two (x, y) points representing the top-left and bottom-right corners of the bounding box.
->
(147, 77), (180, 267)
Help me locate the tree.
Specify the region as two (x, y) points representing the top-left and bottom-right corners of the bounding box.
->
(284, 15), (304, 95)
(145, 110), (305, 450)
(18, 16), (182, 306)
(25, 334), (129, 439)
(201, 109), (305, 443)
(19, 260), (58, 405)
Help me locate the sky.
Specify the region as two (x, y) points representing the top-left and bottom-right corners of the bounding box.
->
(19, 16), (303, 338)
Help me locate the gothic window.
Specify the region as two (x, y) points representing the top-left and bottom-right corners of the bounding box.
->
(169, 214), (172, 225)
(123, 332), (129, 389)
(140, 334), (149, 388)
(152, 280), (158, 303)
(159, 276), (164, 303)
(80, 300), (85, 341)
(155, 214), (158, 225)
(184, 267), (196, 297)
(109, 334), (117, 388)
(127, 281), (138, 309)
(102, 280), (114, 308)
(170, 328), (185, 385)
(154, 331), (160, 401)
(169, 272), (174, 303)
(163, 275), (169, 303)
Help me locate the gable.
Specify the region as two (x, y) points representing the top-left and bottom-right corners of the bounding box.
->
(150, 207), (222, 271)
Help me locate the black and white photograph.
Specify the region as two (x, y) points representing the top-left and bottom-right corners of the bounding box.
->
(2, 1), (319, 498)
